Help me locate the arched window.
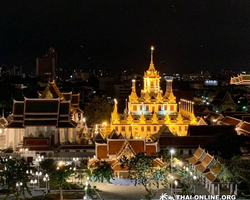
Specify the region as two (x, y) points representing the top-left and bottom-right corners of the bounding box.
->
(133, 105), (137, 111)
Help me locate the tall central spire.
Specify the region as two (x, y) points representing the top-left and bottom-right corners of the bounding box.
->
(149, 46), (155, 71)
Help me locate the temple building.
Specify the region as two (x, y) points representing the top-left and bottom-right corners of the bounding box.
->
(88, 138), (164, 177)
(230, 74), (250, 85)
(107, 46), (197, 139)
(1, 81), (84, 151)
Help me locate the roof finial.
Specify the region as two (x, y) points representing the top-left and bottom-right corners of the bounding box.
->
(151, 46), (154, 64)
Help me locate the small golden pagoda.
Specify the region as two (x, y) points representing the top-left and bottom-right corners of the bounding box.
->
(108, 46), (197, 138)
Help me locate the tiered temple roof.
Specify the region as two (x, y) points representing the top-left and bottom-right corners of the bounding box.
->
(88, 138), (164, 171)
(7, 97), (77, 128)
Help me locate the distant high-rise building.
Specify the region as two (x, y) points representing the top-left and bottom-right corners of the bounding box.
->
(36, 46), (57, 80)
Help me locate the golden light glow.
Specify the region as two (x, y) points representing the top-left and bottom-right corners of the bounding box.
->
(114, 99), (117, 104)
(151, 46), (154, 51)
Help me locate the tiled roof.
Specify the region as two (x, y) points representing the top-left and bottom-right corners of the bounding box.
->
(194, 147), (205, 159)
(96, 145), (109, 159)
(220, 116), (241, 126)
(239, 121), (250, 133)
(195, 164), (205, 172)
(145, 144), (157, 156)
(211, 162), (221, 174)
(188, 157), (198, 165)
(202, 154), (213, 167)
(108, 140), (125, 155)
(206, 172), (216, 182)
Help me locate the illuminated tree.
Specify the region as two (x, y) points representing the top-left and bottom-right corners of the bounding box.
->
(0, 156), (32, 200)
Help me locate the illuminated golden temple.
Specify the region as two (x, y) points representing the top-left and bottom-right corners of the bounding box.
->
(107, 46), (197, 139)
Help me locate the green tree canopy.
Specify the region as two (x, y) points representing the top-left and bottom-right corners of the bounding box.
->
(120, 153), (168, 200)
(91, 159), (114, 183)
(0, 156), (32, 200)
(84, 96), (113, 126)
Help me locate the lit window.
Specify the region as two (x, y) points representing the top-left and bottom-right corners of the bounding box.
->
(158, 105), (162, 111)
(133, 105), (137, 111)
(146, 105), (149, 111)
(121, 126), (125, 131)
(141, 126), (144, 131)
(140, 105), (143, 110)
(154, 126), (157, 132)
(179, 126), (182, 131)
(147, 126), (151, 131)
(170, 105), (174, 111)
(115, 126), (118, 131)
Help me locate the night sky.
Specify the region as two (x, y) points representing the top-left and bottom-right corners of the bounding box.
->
(1, 0), (250, 74)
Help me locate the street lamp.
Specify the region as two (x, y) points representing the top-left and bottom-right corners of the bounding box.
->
(170, 148), (175, 197)
(30, 179), (37, 196)
(16, 182), (23, 193)
(84, 180), (89, 200)
(174, 180), (178, 195)
(193, 175), (197, 194)
(43, 174), (50, 194)
(36, 171), (42, 187)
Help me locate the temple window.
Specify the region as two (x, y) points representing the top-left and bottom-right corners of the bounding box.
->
(170, 105), (174, 111)
(152, 106), (155, 112)
(179, 126), (182, 131)
(146, 105), (149, 111)
(129, 126), (132, 131)
(154, 126), (157, 132)
(133, 105), (137, 111)
(147, 126), (151, 131)
(151, 81), (153, 86)
(164, 105), (167, 110)
(188, 150), (192, 155)
(140, 105), (143, 110)
(185, 126), (188, 131)
(121, 126), (125, 132)
(180, 150), (183, 155)
(141, 126), (144, 131)
(115, 126), (118, 132)
(158, 105), (161, 111)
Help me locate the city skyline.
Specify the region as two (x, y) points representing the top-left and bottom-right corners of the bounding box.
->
(1, 1), (250, 74)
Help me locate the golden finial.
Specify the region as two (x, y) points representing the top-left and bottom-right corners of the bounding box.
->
(151, 46), (154, 64)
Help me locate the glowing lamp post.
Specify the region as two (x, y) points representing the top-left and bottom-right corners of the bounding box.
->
(170, 149), (175, 196)
(36, 171), (42, 187)
(43, 174), (50, 194)
(174, 180), (178, 195)
(30, 179), (37, 196)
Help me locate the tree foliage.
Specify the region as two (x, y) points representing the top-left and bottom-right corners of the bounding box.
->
(217, 156), (250, 193)
(84, 96), (112, 126)
(0, 156), (32, 200)
(120, 153), (168, 200)
(205, 131), (242, 160)
(91, 159), (114, 183)
(43, 160), (73, 200)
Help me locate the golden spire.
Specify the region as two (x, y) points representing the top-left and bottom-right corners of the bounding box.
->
(190, 113), (197, 124)
(139, 112), (146, 124)
(156, 91), (163, 103)
(164, 112), (171, 124)
(151, 112), (158, 124)
(176, 112), (183, 124)
(111, 99), (120, 124)
(127, 113), (134, 124)
(168, 91), (176, 103)
(144, 90), (151, 102)
(129, 79), (138, 102)
(148, 46), (155, 71)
